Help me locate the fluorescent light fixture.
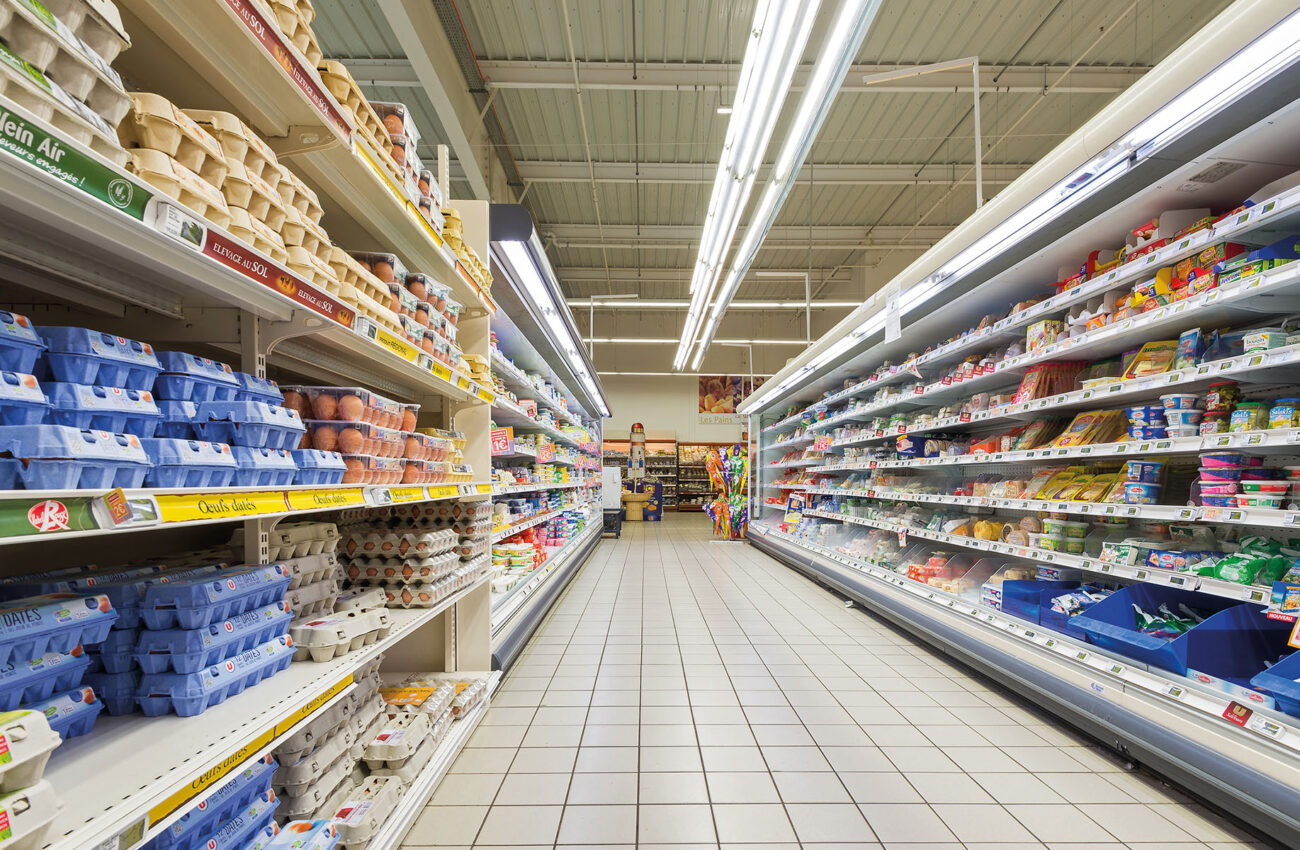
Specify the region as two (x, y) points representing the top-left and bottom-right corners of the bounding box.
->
(585, 338), (807, 345)
(716, 106), (733, 114)
(599, 371), (776, 377)
(569, 299), (860, 310)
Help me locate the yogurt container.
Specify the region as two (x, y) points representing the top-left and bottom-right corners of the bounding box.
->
(1159, 393), (1201, 410)
(1163, 409), (1202, 427)
(1124, 460), (1164, 483)
(1123, 482), (1161, 504)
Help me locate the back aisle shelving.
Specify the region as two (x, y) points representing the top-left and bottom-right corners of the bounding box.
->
(677, 442), (732, 510)
(743, 5), (1300, 847)
(0, 0), (604, 848)
(602, 437), (679, 509)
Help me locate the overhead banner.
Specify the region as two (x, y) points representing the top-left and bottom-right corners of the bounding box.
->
(699, 376), (765, 424)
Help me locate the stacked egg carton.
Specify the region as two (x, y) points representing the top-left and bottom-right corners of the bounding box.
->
(347, 251), (411, 341)
(0, 0), (131, 164)
(139, 752), (279, 850)
(0, 706), (63, 850)
(440, 206), (492, 292)
(399, 272), (463, 369)
(336, 514), (461, 609)
(316, 59), (400, 180)
(262, 0), (322, 68)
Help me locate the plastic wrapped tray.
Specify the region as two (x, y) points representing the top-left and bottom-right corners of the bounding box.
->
(117, 93), (226, 188)
(338, 454), (403, 485)
(0, 647), (89, 710)
(37, 327), (160, 390)
(45, 382), (161, 436)
(139, 438), (236, 488)
(134, 601), (292, 674)
(283, 580), (337, 619)
(361, 712), (429, 769)
(0, 710), (60, 792)
(81, 669), (135, 714)
(343, 551), (457, 584)
(0, 311), (43, 373)
(304, 420), (402, 457)
(39, 0), (129, 64)
(401, 430), (449, 462)
(331, 775), (402, 847)
(153, 352), (238, 402)
(379, 681), (454, 718)
(342, 529), (454, 560)
(0, 779), (59, 850)
(289, 609), (390, 662)
(291, 449), (346, 485)
(27, 685), (102, 739)
(231, 446), (297, 486)
(195, 401), (304, 450)
(284, 386), (407, 430)
(400, 458), (451, 485)
(234, 373), (283, 405)
(139, 563), (290, 630)
(136, 634), (293, 717)
(0, 593), (116, 665)
(275, 723), (354, 794)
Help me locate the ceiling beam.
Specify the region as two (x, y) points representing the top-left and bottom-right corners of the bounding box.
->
(517, 160), (1027, 186)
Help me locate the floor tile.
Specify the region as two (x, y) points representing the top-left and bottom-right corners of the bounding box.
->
(858, 803), (957, 842)
(507, 747), (576, 773)
(931, 803), (1039, 843)
(906, 771), (997, 804)
(637, 804), (718, 843)
(474, 804), (562, 845)
(1075, 804), (1197, 843)
(706, 771), (782, 803)
(712, 804), (798, 843)
(428, 773), (504, 806)
(406, 805), (487, 846)
(638, 771), (711, 803)
(565, 771), (638, 804)
(785, 803), (878, 843)
(493, 773), (570, 805)
(1004, 804), (1116, 843)
(772, 770), (852, 803)
(640, 745), (704, 772)
(701, 745), (768, 772)
(837, 771), (923, 803)
(556, 804), (637, 844)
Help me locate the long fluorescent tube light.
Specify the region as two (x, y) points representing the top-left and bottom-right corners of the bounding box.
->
(599, 371), (776, 377)
(569, 299), (860, 310)
(691, 0), (881, 369)
(585, 338), (807, 345)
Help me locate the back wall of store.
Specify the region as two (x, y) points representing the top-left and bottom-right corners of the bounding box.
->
(601, 375), (746, 444)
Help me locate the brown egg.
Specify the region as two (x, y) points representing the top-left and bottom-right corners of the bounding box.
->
(311, 425), (338, 451)
(421, 337), (434, 354)
(414, 306), (430, 326)
(312, 394), (338, 420)
(357, 258), (372, 273)
(404, 435), (423, 459)
(407, 279), (427, 300)
(401, 409), (417, 431)
(338, 394), (365, 421)
(418, 175), (430, 195)
(342, 457), (363, 483)
(282, 390), (311, 420)
(383, 114), (404, 135)
(391, 144), (405, 166)
(403, 463), (420, 484)
(388, 294), (399, 312)
(337, 427), (365, 454)
(373, 259), (395, 282)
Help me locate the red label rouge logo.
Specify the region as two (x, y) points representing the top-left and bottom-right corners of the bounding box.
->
(27, 500), (69, 532)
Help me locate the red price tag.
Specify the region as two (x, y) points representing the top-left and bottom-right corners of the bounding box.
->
(537, 443), (555, 463)
(489, 427), (514, 456)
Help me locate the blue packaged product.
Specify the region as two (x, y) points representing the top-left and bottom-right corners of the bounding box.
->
(0, 648), (90, 710)
(233, 373), (283, 405)
(0, 311), (44, 373)
(291, 450), (345, 485)
(136, 635), (294, 716)
(25, 685), (103, 739)
(263, 821), (339, 850)
(0, 426), (151, 489)
(241, 824), (280, 850)
(0, 371), (49, 426)
(83, 669), (137, 714)
(156, 400), (198, 439)
(148, 754), (277, 850)
(187, 789), (278, 850)
(194, 402), (305, 450)
(231, 447), (297, 487)
(46, 382), (162, 437)
(153, 352), (239, 403)
(140, 564), (290, 630)
(0, 593), (117, 666)
(140, 439), (238, 488)
(86, 627), (137, 673)
(37, 327), (161, 390)
(135, 602), (292, 674)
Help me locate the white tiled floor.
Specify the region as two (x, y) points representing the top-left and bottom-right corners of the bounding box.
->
(402, 514), (1270, 849)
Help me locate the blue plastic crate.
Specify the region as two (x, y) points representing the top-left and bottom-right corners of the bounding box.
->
(0, 311), (43, 373)
(82, 669), (138, 715)
(86, 625), (138, 673)
(0, 426), (152, 489)
(37, 327), (161, 390)
(0, 593), (118, 666)
(231, 447), (297, 487)
(1251, 650), (1300, 717)
(146, 754), (277, 850)
(263, 821), (339, 850)
(233, 373), (282, 405)
(1072, 584), (1241, 674)
(136, 635), (294, 716)
(46, 383), (162, 437)
(153, 352), (238, 402)
(139, 438), (237, 488)
(291, 450), (346, 485)
(0, 648), (90, 710)
(0, 371), (49, 425)
(1001, 580), (1080, 627)
(156, 400), (198, 439)
(135, 602), (292, 674)
(1183, 604), (1293, 709)
(25, 685), (103, 739)
(188, 789), (278, 850)
(139, 564), (290, 630)
(194, 402), (304, 450)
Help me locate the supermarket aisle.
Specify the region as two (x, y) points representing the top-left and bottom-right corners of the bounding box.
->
(403, 514), (1266, 849)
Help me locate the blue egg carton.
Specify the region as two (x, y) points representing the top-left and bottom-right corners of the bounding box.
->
(194, 402), (304, 450)
(263, 821), (339, 850)
(234, 373), (282, 405)
(0, 426), (152, 490)
(0, 311), (44, 373)
(46, 382), (162, 437)
(0, 371), (49, 425)
(242, 824), (281, 850)
(147, 753), (277, 850)
(37, 327), (161, 391)
(137, 635), (293, 716)
(1, 567), (161, 628)
(0, 647), (90, 711)
(135, 601), (292, 674)
(154, 352), (239, 402)
(140, 438), (238, 488)
(140, 564), (290, 630)
(155, 400), (198, 439)
(231, 447), (297, 487)
(0, 593), (118, 666)
(24, 685), (103, 739)
(86, 627), (138, 673)
(82, 669), (137, 714)
(189, 789), (278, 850)
(291, 450), (346, 485)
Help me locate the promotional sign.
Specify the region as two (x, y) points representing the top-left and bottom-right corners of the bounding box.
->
(699, 376), (765, 424)
(536, 442), (555, 463)
(490, 427), (515, 456)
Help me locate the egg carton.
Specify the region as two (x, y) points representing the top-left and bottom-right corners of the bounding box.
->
(40, 0), (129, 64)
(274, 163), (323, 225)
(127, 148), (232, 229)
(347, 704), (385, 762)
(151, 753), (277, 850)
(289, 608), (390, 662)
(134, 601), (293, 675)
(327, 247), (390, 305)
(275, 721), (354, 795)
(333, 586), (386, 614)
(349, 299), (402, 337)
(277, 751), (357, 821)
(378, 680), (454, 718)
(199, 788), (278, 850)
(0, 0), (128, 126)
(403, 672), (490, 719)
(277, 553), (337, 590)
(331, 775), (402, 849)
(285, 246), (340, 296)
(368, 714), (443, 783)
(242, 824), (279, 850)
(183, 108), (281, 190)
(266, 0), (322, 67)
(0, 780), (60, 850)
(342, 529), (455, 560)
(139, 563), (290, 630)
(283, 579), (338, 619)
(0, 593), (117, 666)
(0, 44), (125, 164)
(276, 522), (340, 558)
(219, 159), (288, 233)
(341, 551), (458, 584)
(136, 634), (294, 717)
(275, 691), (357, 765)
(317, 60), (387, 151)
(118, 93), (228, 190)
(281, 207), (331, 264)
(361, 711), (429, 769)
(0, 711), (60, 793)
(0, 647), (90, 710)
(455, 536), (490, 561)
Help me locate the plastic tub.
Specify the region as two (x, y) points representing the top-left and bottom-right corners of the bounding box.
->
(1123, 460), (1163, 483)
(290, 449), (346, 485)
(1233, 493), (1285, 509)
(234, 373), (283, 404)
(45, 382), (161, 436)
(139, 438), (236, 488)
(136, 635), (294, 716)
(153, 352), (238, 402)
(194, 401), (304, 450)
(1251, 650), (1300, 716)
(1200, 452), (1244, 468)
(0, 711), (60, 792)
(1125, 405), (1166, 424)
(1199, 466), (1243, 482)
(1201, 494), (1237, 507)
(286, 386), (405, 429)
(1199, 481), (1239, 496)
(0, 312), (44, 373)
(27, 686), (103, 739)
(1163, 409), (1202, 427)
(1072, 584), (1238, 674)
(1128, 426), (1167, 439)
(1184, 604), (1294, 708)
(138, 563), (290, 630)
(1241, 480), (1289, 495)
(1123, 482), (1160, 504)
(0, 371), (49, 426)
(304, 420), (402, 457)
(154, 400), (197, 439)
(37, 327), (160, 390)
(134, 601), (292, 674)
(1160, 393), (1201, 410)
(231, 446), (297, 486)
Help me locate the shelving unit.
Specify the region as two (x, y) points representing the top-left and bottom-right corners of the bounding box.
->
(743, 15), (1300, 846)
(676, 442), (732, 511)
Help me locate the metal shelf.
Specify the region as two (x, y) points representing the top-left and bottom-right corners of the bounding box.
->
(492, 481), (593, 495)
(491, 400), (581, 446)
(490, 349), (582, 426)
(491, 521), (599, 626)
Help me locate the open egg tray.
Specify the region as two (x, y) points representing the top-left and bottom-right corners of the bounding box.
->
(274, 162), (323, 225)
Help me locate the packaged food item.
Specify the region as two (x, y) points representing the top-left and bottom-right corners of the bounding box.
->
(1121, 340), (1178, 380)
(0, 780), (60, 848)
(26, 685), (102, 739)
(136, 635), (293, 716)
(138, 563), (290, 630)
(289, 609), (392, 662)
(1205, 381), (1241, 412)
(304, 420), (403, 457)
(0, 711), (60, 792)
(291, 449), (346, 485)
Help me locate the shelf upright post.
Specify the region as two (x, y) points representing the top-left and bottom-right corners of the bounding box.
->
(241, 309), (270, 565)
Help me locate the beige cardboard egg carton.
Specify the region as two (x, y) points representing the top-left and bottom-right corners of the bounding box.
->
(0, 0), (129, 128)
(119, 94), (229, 191)
(183, 109), (282, 191)
(275, 162), (323, 224)
(228, 207), (289, 264)
(286, 245), (341, 295)
(350, 290), (402, 333)
(266, 0), (322, 67)
(40, 0), (129, 64)
(318, 60), (387, 150)
(0, 44), (126, 165)
(127, 148), (232, 228)
(222, 160), (287, 232)
(328, 247), (389, 304)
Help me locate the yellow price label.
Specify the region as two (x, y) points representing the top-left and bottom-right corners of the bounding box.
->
(273, 674), (352, 737)
(386, 486), (427, 503)
(426, 485), (460, 499)
(476, 387), (495, 403)
(148, 728), (275, 825)
(155, 491), (290, 524)
(430, 362), (452, 381)
(286, 488), (367, 512)
(472, 483), (493, 494)
(369, 326), (421, 364)
(455, 376), (471, 390)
